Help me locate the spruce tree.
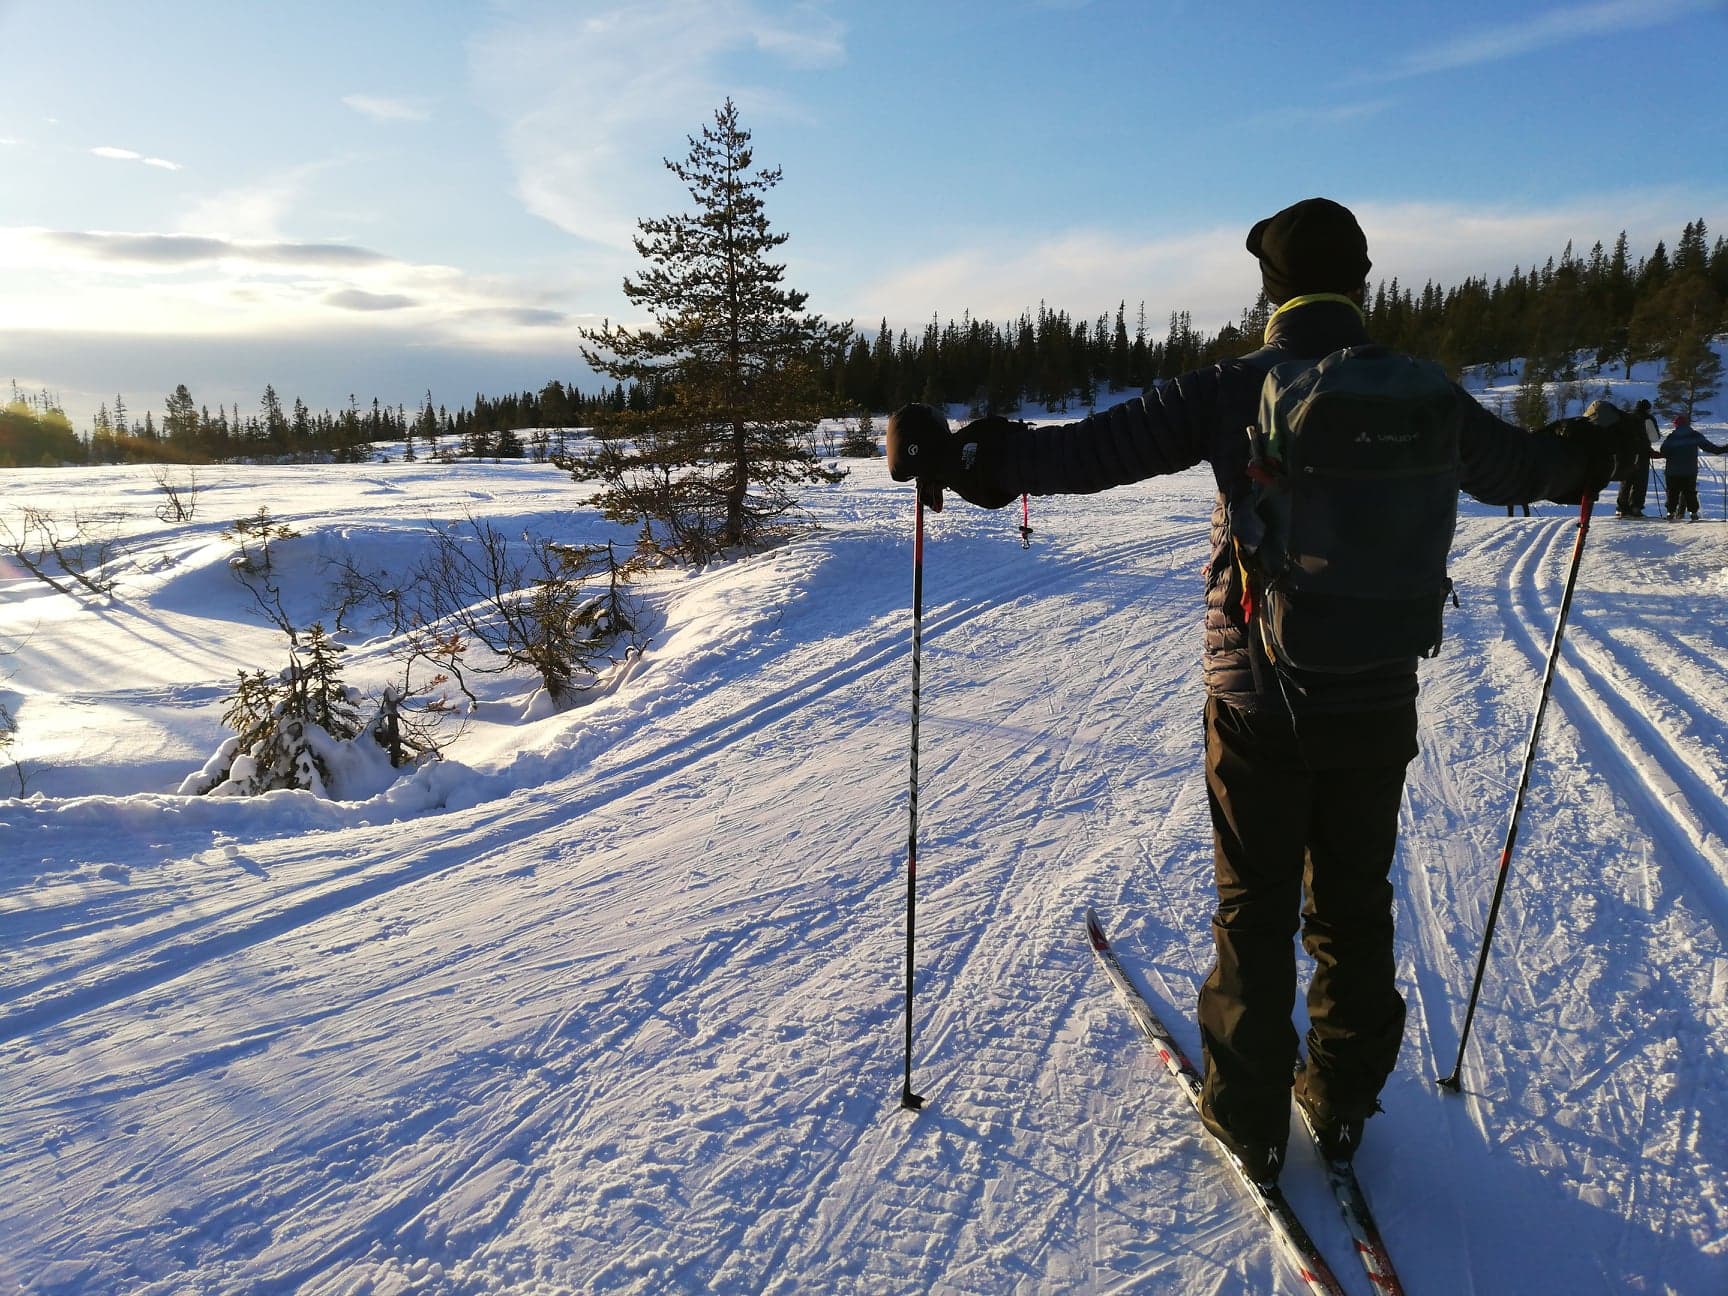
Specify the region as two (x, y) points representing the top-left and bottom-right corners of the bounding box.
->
(1656, 329), (1722, 421)
(1644, 268), (1724, 419)
(294, 624), (361, 741)
(261, 384), (288, 449)
(1513, 360), (1552, 429)
(574, 99), (849, 556)
(163, 384), (198, 447)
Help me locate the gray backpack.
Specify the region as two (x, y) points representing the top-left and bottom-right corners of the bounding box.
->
(1235, 345), (1463, 674)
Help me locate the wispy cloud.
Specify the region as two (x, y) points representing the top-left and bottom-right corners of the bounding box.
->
(0, 325), (594, 441)
(341, 94), (433, 123)
(471, 1), (846, 251)
(326, 288), (418, 311)
(1382, 0), (1722, 80)
(42, 231), (390, 268)
(462, 305), (569, 328)
(0, 224), (584, 355)
(90, 145), (182, 171)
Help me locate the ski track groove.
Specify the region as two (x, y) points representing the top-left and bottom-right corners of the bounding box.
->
(1541, 633), (1728, 939)
(0, 815), (538, 1045)
(1385, 516), (1553, 1091)
(1519, 530), (1728, 1295)
(1488, 514), (1728, 943)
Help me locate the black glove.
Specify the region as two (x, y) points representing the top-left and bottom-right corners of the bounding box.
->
(886, 402), (951, 510)
(1543, 414), (1618, 502)
(886, 405), (1020, 511)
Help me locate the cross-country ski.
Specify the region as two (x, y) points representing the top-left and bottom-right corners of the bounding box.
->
(1084, 908), (1351, 1295)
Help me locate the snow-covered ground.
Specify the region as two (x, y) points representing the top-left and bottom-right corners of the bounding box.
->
(4, 372), (1728, 1294)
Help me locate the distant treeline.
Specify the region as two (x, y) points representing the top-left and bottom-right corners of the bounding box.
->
(3, 218), (1723, 468)
(0, 379), (632, 468)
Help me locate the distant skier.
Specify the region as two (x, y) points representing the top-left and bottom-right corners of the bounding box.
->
(887, 198), (1617, 1185)
(1614, 399), (1661, 518)
(1659, 412), (1726, 521)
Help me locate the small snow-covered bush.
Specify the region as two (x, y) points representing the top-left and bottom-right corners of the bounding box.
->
(183, 624), (378, 799)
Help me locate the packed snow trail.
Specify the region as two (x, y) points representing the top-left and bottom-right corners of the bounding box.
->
(3, 451), (1727, 1294)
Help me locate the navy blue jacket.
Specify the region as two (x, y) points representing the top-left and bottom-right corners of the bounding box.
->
(1659, 424), (1726, 476)
(985, 296), (1593, 715)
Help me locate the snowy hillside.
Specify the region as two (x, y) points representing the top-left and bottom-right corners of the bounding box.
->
(4, 376), (1728, 1294)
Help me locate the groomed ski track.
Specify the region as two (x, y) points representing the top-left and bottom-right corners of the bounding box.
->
(3, 460), (1726, 1294)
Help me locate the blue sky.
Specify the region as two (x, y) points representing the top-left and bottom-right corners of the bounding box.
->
(1, 0), (1724, 431)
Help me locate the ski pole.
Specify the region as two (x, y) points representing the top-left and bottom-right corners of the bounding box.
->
(901, 490), (927, 1111)
(1439, 492), (1594, 1092)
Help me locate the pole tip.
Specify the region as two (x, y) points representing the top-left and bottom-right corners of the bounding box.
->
(1436, 1072), (1462, 1093)
(901, 1090), (925, 1112)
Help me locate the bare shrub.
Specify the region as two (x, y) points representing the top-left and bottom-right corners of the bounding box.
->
(152, 466), (201, 522)
(1, 508), (119, 598)
(410, 515), (643, 706)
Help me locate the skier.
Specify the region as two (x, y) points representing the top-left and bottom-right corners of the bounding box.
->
(887, 197), (1617, 1185)
(1614, 399), (1660, 517)
(1659, 411), (1726, 521)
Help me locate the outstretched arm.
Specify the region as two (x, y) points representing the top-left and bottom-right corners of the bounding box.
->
(994, 366), (1225, 498)
(891, 363), (1237, 508)
(1457, 396), (1610, 505)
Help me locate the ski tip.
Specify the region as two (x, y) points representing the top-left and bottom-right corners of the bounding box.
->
(1083, 907), (1108, 949)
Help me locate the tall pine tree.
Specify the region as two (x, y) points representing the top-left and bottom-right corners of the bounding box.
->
(574, 99), (849, 556)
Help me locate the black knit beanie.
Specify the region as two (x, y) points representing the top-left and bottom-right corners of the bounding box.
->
(1246, 197), (1372, 305)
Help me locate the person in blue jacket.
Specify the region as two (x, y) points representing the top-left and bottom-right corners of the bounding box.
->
(1660, 412), (1727, 520)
